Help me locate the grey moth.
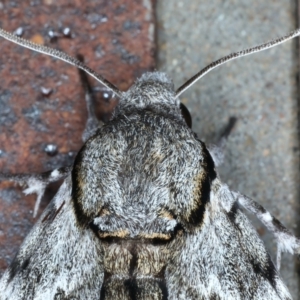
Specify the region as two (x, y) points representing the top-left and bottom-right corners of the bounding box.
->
(0, 25), (300, 300)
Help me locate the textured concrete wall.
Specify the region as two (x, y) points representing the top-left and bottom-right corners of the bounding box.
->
(157, 0), (299, 298)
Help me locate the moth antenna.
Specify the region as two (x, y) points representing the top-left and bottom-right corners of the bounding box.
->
(176, 28), (300, 98)
(0, 28), (122, 97)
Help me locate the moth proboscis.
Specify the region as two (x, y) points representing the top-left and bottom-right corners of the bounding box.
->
(0, 27), (300, 299)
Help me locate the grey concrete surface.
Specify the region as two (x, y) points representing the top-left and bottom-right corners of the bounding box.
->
(157, 0), (300, 298)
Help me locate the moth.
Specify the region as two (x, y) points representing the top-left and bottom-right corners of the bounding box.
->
(0, 25), (300, 299)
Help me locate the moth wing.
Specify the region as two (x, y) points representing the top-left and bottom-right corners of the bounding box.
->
(166, 182), (292, 300)
(0, 176), (104, 300)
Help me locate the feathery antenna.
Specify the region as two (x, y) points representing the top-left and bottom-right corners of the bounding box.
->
(0, 28), (122, 97)
(176, 28), (300, 98)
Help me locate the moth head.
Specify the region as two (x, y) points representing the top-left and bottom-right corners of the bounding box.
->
(115, 71), (192, 127)
(121, 72), (178, 108)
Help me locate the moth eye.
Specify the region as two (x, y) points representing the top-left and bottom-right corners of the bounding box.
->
(180, 103), (192, 128)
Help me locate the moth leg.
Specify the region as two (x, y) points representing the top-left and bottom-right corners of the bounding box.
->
(77, 55), (103, 142)
(0, 166), (71, 217)
(208, 116), (237, 166)
(233, 191), (300, 270)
